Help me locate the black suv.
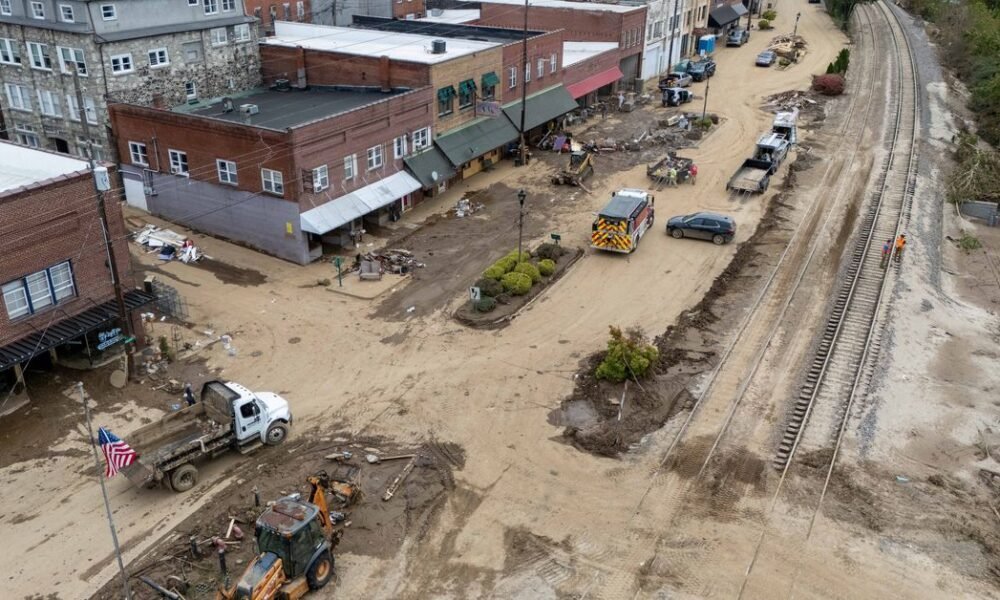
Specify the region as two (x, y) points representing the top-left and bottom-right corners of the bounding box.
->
(666, 212), (736, 245)
(687, 59), (717, 82)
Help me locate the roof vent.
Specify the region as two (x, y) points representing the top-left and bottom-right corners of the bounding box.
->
(240, 104), (259, 116)
(430, 7), (443, 15)
(275, 78), (291, 92)
(431, 39), (447, 54)
(221, 97), (235, 113)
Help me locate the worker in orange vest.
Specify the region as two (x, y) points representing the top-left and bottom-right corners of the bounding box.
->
(894, 234), (906, 263)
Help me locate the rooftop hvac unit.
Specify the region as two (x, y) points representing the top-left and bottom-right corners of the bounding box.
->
(275, 78), (291, 91)
(431, 39), (447, 54)
(240, 104), (260, 116)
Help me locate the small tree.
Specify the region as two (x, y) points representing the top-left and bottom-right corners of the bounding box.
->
(812, 74), (845, 96)
(758, 18), (772, 29)
(762, 9), (777, 20)
(595, 326), (660, 383)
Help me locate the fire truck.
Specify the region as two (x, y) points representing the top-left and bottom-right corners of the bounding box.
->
(590, 189), (655, 253)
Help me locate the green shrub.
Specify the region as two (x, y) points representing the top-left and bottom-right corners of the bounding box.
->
(474, 277), (504, 297)
(594, 326), (659, 383)
(758, 18), (772, 29)
(779, 58), (791, 67)
(501, 272), (532, 295)
(959, 232), (982, 252)
(836, 48), (850, 73)
(538, 259), (556, 276)
(158, 336), (175, 362)
(695, 117), (713, 129)
(483, 265), (506, 280)
(494, 256), (518, 273)
(812, 74), (845, 96)
(535, 242), (565, 262)
(514, 262), (541, 283)
(506, 249), (532, 263)
(475, 296), (497, 312)
(761, 9), (776, 20)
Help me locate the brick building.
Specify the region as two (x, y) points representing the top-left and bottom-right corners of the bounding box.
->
(0, 0), (261, 160)
(110, 82), (435, 263)
(311, 0), (426, 27)
(0, 141), (152, 415)
(242, 0), (311, 35)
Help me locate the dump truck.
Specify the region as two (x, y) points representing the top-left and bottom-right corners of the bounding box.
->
(122, 380), (292, 492)
(648, 153), (696, 185)
(725, 132), (791, 194)
(551, 150), (594, 187)
(591, 189), (655, 253)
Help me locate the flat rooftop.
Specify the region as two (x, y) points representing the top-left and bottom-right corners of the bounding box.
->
(471, 0), (643, 13)
(354, 15), (543, 43)
(174, 86), (407, 130)
(563, 41), (619, 67)
(417, 9), (481, 24)
(0, 142), (90, 196)
(265, 22), (501, 64)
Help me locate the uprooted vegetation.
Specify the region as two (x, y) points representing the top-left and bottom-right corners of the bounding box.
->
(948, 132), (1000, 204)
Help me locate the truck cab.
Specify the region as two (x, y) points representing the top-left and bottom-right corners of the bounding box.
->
(202, 380), (292, 446)
(752, 132), (791, 171)
(772, 109), (798, 145)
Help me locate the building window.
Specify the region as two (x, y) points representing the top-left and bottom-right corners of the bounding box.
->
(3, 262), (76, 319)
(147, 48), (169, 67)
(58, 47), (87, 75)
(412, 127), (430, 151)
(67, 94), (98, 123)
(233, 23), (251, 42)
(261, 168), (284, 195)
(182, 41), (203, 63)
(210, 27), (227, 46)
(101, 4), (116, 19)
(222, 0), (235, 9)
(537, 58), (545, 79)
(204, 0), (218, 14)
(458, 79), (475, 109)
(30, 1), (44, 18)
(5, 83), (32, 111)
(283, 2), (290, 18)
(184, 82), (197, 100)
(524, 63), (530, 83)
(551, 53), (557, 73)
(27, 42), (52, 70)
(37, 90), (62, 118)
(393, 135), (407, 159)
(14, 125), (40, 147)
(169, 150), (189, 175)
(217, 159), (238, 184)
(110, 53), (133, 74)
(508, 66), (516, 89)
(0, 0), (11, 16)
(77, 137), (102, 160)
(59, 4), (74, 21)
(0, 39), (21, 65)
(343, 154), (356, 180)
(296, 0), (304, 17)
(313, 165), (329, 191)
(128, 141), (148, 166)
(366, 145), (383, 171)
(188, 0), (198, 5)
(437, 86), (454, 116)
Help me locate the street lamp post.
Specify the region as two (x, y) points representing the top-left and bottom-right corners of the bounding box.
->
(517, 189), (527, 260)
(793, 12), (801, 37)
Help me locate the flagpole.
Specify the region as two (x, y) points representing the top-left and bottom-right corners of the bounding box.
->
(79, 382), (132, 599)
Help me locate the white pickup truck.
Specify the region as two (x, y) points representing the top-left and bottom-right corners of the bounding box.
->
(122, 380), (292, 492)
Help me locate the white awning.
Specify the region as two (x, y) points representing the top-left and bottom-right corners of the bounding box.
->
(300, 171), (421, 235)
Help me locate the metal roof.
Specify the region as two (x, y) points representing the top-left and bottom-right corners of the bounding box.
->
(708, 5), (741, 28)
(600, 192), (648, 220)
(404, 146), (456, 189)
(502, 85), (579, 132)
(435, 115), (519, 167)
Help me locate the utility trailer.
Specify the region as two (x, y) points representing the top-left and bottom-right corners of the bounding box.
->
(726, 132), (791, 194)
(122, 380), (292, 492)
(648, 153), (696, 186)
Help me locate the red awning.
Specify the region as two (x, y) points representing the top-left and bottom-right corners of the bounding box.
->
(566, 66), (624, 99)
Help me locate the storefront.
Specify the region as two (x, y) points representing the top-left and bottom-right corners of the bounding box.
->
(566, 67), (625, 105)
(434, 115), (520, 178)
(501, 85), (580, 141)
(404, 146), (458, 196)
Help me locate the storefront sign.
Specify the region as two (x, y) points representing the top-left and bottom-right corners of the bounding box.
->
(96, 327), (124, 351)
(475, 101), (502, 117)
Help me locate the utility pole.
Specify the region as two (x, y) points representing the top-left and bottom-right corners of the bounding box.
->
(701, 73), (710, 122)
(79, 383), (132, 599)
(665, 0), (681, 75)
(793, 11), (801, 37)
(518, 0), (529, 168)
(517, 189), (526, 261)
(73, 72), (135, 377)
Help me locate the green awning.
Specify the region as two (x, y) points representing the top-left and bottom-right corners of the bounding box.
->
(435, 116), (519, 167)
(404, 146), (456, 189)
(502, 85), (578, 133)
(459, 79), (476, 94)
(482, 72), (500, 88)
(437, 86), (455, 101)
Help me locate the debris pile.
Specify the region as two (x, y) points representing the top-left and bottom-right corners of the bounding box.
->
(357, 248), (424, 275)
(768, 34), (807, 61)
(134, 224), (202, 263)
(454, 197), (485, 217)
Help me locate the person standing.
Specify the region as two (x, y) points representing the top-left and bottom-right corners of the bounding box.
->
(894, 234), (906, 263)
(689, 163), (698, 184)
(184, 382), (196, 407)
(668, 167), (678, 187)
(880, 238), (893, 268)
(601, 102), (608, 120)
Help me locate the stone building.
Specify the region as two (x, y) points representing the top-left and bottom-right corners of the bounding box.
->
(0, 0), (261, 160)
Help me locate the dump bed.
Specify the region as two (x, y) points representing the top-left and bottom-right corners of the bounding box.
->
(728, 159), (772, 193)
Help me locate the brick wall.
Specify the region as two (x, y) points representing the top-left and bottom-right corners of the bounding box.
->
(561, 46), (621, 89)
(0, 167), (132, 345)
(477, 4), (644, 48)
(498, 29), (564, 102)
(427, 46), (503, 135)
(391, 0), (425, 19)
(260, 45), (431, 89)
(243, 0), (312, 32)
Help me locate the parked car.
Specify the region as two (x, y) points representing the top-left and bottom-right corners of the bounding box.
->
(726, 28), (750, 47)
(756, 50), (777, 67)
(661, 87), (694, 107)
(687, 59), (717, 82)
(666, 212), (737, 245)
(660, 72), (693, 88)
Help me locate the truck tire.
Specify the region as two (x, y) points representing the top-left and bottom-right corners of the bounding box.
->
(170, 464), (198, 493)
(265, 422), (289, 445)
(306, 550), (335, 590)
(671, 228), (684, 239)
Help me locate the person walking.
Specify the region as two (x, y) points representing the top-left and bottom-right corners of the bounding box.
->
(689, 163), (698, 184)
(879, 238), (892, 268)
(601, 102), (608, 120)
(894, 234), (906, 263)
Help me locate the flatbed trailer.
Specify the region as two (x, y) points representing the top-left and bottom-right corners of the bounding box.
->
(648, 154), (695, 185)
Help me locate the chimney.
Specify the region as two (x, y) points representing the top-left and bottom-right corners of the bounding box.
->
(295, 46), (307, 89)
(379, 55), (391, 92)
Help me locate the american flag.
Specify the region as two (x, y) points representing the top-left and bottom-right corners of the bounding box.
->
(98, 427), (138, 478)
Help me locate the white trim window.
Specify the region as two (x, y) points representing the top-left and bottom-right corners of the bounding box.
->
(169, 149), (189, 175)
(550, 52), (557, 73)
(187, 0), (198, 5)
(508, 66), (516, 89)
(100, 4), (116, 20)
(537, 58), (545, 79)
(77, 137), (102, 160)
(210, 27), (227, 46)
(27, 42), (52, 70)
(66, 94), (98, 124)
(4, 83), (32, 111)
(366, 145), (383, 171)
(261, 168), (284, 195)
(412, 127), (430, 151)
(222, 0), (235, 10)
(59, 4), (74, 21)
(37, 90), (62, 118)
(296, 0), (304, 17)
(14, 125), (40, 147)
(29, 1), (44, 18)
(217, 159), (238, 184)
(524, 63), (531, 83)
(393, 135), (407, 159)
(110, 53), (133, 74)
(2, 262), (76, 319)
(312, 165), (329, 192)
(128, 141), (148, 166)
(343, 154), (357, 180)
(233, 23), (250, 42)
(57, 46), (87, 75)
(0, 0), (11, 16)
(148, 48), (169, 68)
(185, 81), (197, 100)
(204, 0), (218, 14)
(0, 38), (20, 65)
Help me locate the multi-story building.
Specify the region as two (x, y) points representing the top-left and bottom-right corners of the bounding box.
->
(307, 0), (426, 27)
(242, 0), (311, 35)
(0, 0), (261, 159)
(0, 141), (153, 416)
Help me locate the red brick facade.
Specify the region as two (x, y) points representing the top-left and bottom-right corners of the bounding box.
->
(244, 0), (312, 35)
(261, 45), (431, 90)
(391, 0), (425, 20)
(0, 166), (132, 346)
(498, 29), (566, 100)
